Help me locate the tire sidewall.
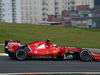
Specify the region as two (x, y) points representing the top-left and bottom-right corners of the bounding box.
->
(15, 49), (27, 60)
(80, 49), (91, 61)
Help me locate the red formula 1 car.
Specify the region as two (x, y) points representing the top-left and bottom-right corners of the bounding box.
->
(5, 40), (100, 61)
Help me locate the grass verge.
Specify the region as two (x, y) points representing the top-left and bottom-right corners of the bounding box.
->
(93, 53), (100, 55)
(0, 22), (100, 50)
(0, 46), (4, 53)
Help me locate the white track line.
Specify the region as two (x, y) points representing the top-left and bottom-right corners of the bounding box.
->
(1, 72), (100, 74)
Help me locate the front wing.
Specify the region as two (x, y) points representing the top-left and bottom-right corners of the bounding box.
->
(91, 53), (100, 60)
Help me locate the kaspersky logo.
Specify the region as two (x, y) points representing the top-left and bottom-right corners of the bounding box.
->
(8, 42), (20, 46)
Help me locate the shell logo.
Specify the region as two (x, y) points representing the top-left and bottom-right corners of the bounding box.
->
(35, 44), (38, 47)
(65, 49), (68, 52)
(53, 50), (59, 55)
(46, 51), (50, 55)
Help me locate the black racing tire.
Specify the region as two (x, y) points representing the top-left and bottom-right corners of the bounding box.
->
(9, 52), (16, 59)
(15, 49), (27, 61)
(80, 49), (91, 61)
(57, 55), (64, 60)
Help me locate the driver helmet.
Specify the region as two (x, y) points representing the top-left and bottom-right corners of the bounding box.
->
(52, 44), (57, 47)
(46, 39), (51, 45)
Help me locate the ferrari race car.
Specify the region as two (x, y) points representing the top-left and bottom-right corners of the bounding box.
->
(5, 40), (100, 61)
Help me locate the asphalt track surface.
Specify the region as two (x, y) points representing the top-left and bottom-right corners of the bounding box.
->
(0, 56), (100, 73)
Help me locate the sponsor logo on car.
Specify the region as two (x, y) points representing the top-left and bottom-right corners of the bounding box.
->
(34, 51), (38, 54)
(65, 49), (68, 52)
(53, 50), (58, 55)
(35, 44), (38, 47)
(46, 51), (50, 55)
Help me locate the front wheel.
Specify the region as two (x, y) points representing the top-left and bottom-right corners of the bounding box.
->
(80, 49), (91, 61)
(15, 49), (27, 61)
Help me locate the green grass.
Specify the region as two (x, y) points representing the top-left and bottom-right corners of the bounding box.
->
(0, 46), (4, 53)
(0, 22), (100, 51)
(94, 53), (100, 55)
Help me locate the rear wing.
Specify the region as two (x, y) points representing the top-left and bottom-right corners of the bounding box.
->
(5, 40), (20, 53)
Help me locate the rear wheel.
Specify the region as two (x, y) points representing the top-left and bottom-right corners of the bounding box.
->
(15, 49), (27, 61)
(80, 49), (91, 61)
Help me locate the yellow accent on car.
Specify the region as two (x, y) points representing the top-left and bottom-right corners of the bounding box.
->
(35, 44), (38, 47)
(46, 51), (50, 55)
(8, 41), (11, 43)
(53, 50), (58, 55)
(65, 49), (68, 52)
